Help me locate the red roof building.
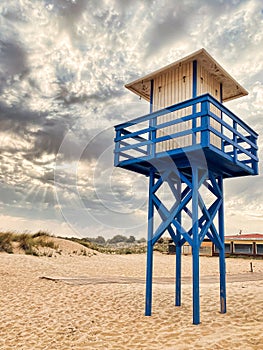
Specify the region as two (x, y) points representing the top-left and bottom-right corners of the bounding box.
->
(225, 233), (263, 241)
(218, 233), (263, 256)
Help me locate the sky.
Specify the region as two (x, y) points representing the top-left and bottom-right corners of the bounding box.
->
(0, 0), (262, 239)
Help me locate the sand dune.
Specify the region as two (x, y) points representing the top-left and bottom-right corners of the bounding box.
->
(0, 246), (263, 349)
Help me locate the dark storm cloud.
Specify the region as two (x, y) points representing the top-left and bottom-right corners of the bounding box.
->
(114, 0), (140, 10)
(52, 126), (114, 166)
(0, 103), (68, 173)
(144, 0), (246, 57)
(44, 0), (87, 26)
(45, 0), (127, 47)
(145, 8), (190, 56)
(0, 185), (20, 205)
(52, 0), (86, 17)
(0, 101), (47, 128)
(24, 121), (69, 163)
(81, 130), (114, 165)
(55, 80), (125, 106)
(0, 40), (28, 77)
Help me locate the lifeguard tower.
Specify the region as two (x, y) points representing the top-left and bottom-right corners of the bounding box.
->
(113, 48), (258, 324)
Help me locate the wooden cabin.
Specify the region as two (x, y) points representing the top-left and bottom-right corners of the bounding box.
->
(114, 48), (258, 179)
(125, 49), (247, 151)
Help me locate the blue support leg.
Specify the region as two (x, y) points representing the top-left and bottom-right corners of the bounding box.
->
(145, 169), (155, 316)
(218, 176), (226, 313)
(145, 241), (153, 316)
(175, 244), (181, 306)
(175, 180), (182, 306)
(192, 246), (200, 325)
(192, 165), (200, 325)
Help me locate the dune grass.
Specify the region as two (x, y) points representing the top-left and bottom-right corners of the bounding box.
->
(0, 231), (168, 256)
(0, 232), (14, 254)
(0, 231), (57, 255)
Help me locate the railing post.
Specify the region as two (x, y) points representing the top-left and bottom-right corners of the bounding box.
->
(233, 121), (237, 163)
(149, 79), (156, 157)
(151, 128), (156, 157)
(220, 83), (224, 152)
(114, 129), (121, 166)
(192, 60), (197, 146)
(201, 100), (210, 147)
(251, 135), (259, 174)
(149, 122), (156, 158)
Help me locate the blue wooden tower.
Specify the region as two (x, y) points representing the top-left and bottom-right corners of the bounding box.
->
(113, 49), (258, 324)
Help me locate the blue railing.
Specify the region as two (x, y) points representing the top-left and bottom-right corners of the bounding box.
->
(114, 94), (258, 175)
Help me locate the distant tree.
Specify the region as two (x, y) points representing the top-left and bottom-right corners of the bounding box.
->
(108, 235), (128, 244)
(126, 235), (136, 243)
(137, 237), (146, 243)
(81, 236), (105, 245)
(94, 236), (106, 245)
(82, 237), (91, 242)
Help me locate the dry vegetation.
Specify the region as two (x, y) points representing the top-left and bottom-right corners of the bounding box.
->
(0, 231), (58, 256)
(62, 236), (169, 255)
(0, 231), (169, 256)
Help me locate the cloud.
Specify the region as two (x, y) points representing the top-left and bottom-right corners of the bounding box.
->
(0, 0), (262, 238)
(0, 39), (28, 79)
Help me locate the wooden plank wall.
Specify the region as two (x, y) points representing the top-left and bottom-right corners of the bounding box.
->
(197, 65), (221, 148)
(153, 62), (193, 152)
(152, 61), (222, 153)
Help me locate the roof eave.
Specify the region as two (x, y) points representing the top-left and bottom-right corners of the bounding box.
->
(125, 48), (248, 103)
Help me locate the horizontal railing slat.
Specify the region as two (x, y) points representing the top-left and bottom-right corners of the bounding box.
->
(117, 139), (151, 153)
(154, 126), (205, 144)
(209, 127), (258, 161)
(209, 111), (258, 149)
(114, 93), (258, 175)
(207, 95), (258, 137)
(115, 127), (152, 142)
(156, 111), (203, 130)
(115, 94), (209, 130)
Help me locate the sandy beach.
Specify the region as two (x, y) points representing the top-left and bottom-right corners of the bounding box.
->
(0, 239), (263, 350)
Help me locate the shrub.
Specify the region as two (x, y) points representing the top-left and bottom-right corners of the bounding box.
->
(32, 231), (51, 238)
(16, 233), (35, 254)
(36, 236), (57, 249)
(126, 235), (136, 243)
(0, 232), (13, 253)
(107, 234), (128, 244)
(92, 236), (106, 245)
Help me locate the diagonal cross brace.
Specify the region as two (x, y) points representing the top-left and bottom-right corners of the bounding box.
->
(178, 196), (222, 248)
(198, 194), (223, 248)
(153, 167), (192, 194)
(152, 193), (193, 246)
(151, 195), (178, 244)
(198, 197), (223, 247)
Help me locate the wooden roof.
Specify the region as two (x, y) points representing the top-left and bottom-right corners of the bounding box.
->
(125, 48), (248, 103)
